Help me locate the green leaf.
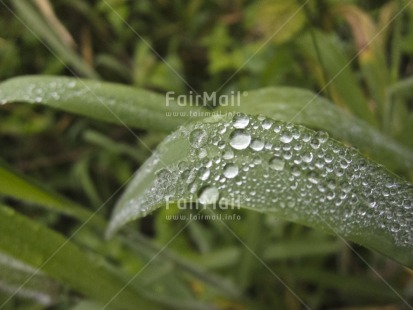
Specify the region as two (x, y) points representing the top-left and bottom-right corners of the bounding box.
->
(297, 31), (377, 126)
(0, 160), (103, 227)
(12, 1), (98, 79)
(107, 114), (413, 268)
(218, 87), (413, 172)
(0, 252), (59, 306)
(0, 205), (159, 310)
(0, 76), (203, 132)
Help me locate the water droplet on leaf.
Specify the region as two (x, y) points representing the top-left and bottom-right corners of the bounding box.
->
(230, 130), (251, 150)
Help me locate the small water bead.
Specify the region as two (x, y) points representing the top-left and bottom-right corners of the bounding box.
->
(178, 161), (188, 172)
(302, 152), (313, 163)
(67, 81), (76, 88)
(198, 167), (210, 181)
(223, 163), (239, 179)
(315, 131), (329, 143)
(283, 151), (292, 160)
(233, 113), (250, 129)
(273, 122), (282, 133)
(190, 181), (200, 194)
(310, 138), (320, 149)
(291, 165), (301, 176)
(250, 139), (264, 151)
(282, 144), (292, 151)
(223, 149), (234, 160)
(229, 130), (251, 150)
(211, 136), (220, 145)
(156, 169), (174, 188)
(324, 153), (333, 163)
(217, 141), (226, 149)
(50, 92), (60, 100)
(269, 156), (285, 171)
(218, 125), (227, 134)
(261, 118), (273, 130)
(302, 132), (312, 142)
(189, 129), (209, 149)
(185, 169), (197, 184)
(280, 132), (293, 143)
(198, 186), (220, 205)
(198, 148), (207, 159)
(265, 142), (273, 150)
(156, 168), (172, 180)
(307, 171), (319, 184)
(315, 158), (325, 169)
(252, 155), (262, 165)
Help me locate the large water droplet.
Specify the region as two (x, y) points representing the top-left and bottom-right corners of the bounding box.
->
(223, 163), (239, 179)
(269, 157), (285, 171)
(229, 130), (251, 150)
(189, 129), (208, 149)
(198, 186), (219, 205)
(233, 113), (250, 129)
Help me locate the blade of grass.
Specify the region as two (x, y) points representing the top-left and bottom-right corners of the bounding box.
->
(107, 114), (413, 268)
(0, 252), (59, 306)
(297, 30), (377, 126)
(12, 0), (98, 79)
(123, 230), (241, 298)
(0, 205), (160, 310)
(0, 159), (104, 228)
(218, 87), (413, 172)
(0, 75), (204, 132)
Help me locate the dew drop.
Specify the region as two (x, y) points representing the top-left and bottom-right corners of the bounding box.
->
(261, 118), (273, 130)
(198, 186), (220, 205)
(269, 156), (285, 171)
(198, 167), (210, 181)
(67, 81), (76, 88)
(233, 113), (250, 129)
(178, 161), (188, 172)
(280, 132), (293, 143)
(223, 149), (234, 160)
(315, 130), (329, 143)
(307, 171), (319, 184)
(229, 130), (251, 150)
(223, 164), (239, 179)
(249, 139), (264, 151)
(302, 152), (313, 163)
(198, 148), (207, 159)
(189, 129), (209, 149)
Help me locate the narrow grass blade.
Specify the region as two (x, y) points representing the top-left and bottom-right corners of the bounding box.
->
(0, 205), (159, 310)
(107, 114), (413, 268)
(12, 0), (98, 79)
(0, 76), (203, 132)
(0, 252), (59, 306)
(0, 160), (103, 227)
(218, 87), (413, 172)
(298, 31), (377, 126)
